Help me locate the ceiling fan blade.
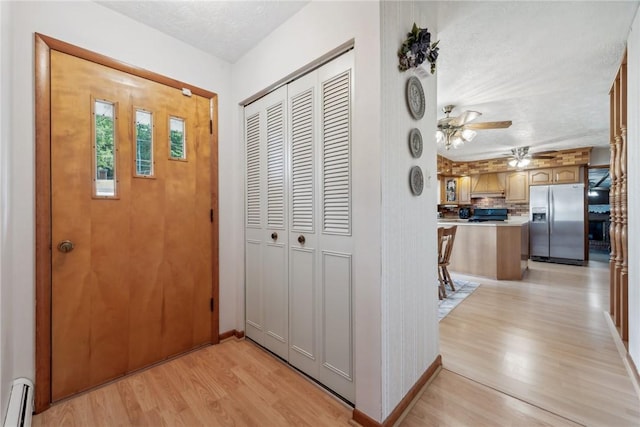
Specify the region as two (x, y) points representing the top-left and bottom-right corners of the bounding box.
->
(449, 110), (482, 127)
(464, 121), (512, 130)
(531, 154), (555, 159)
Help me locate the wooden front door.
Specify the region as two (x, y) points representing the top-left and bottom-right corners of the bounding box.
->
(49, 49), (214, 401)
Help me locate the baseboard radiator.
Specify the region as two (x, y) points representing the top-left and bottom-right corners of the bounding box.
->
(3, 378), (33, 427)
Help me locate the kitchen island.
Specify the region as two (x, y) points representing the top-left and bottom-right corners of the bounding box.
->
(438, 217), (529, 280)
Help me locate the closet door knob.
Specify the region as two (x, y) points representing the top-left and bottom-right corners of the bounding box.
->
(298, 235), (306, 244)
(271, 232), (278, 240)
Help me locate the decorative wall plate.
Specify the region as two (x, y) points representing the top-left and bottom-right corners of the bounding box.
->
(409, 166), (424, 196)
(406, 76), (425, 120)
(408, 128), (423, 158)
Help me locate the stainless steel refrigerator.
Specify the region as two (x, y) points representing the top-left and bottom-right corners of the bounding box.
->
(530, 183), (585, 264)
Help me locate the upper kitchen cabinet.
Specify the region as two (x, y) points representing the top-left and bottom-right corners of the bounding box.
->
(505, 171), (529, 203)
(458, 176), (471, 204)
(441, 177), (458, 204)
(439, 176), (471, 204)
(529, 166), (580, 185)
(553, 166), (581, 183)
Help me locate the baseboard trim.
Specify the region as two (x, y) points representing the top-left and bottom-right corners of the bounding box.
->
(352, 408), (380, 427)
(352, 354), (442, 427)
(603, 311), (640, 401)
(219, 329), (245, 341)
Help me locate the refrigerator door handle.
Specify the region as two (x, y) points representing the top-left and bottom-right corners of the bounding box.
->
(549, 187), (553, 235)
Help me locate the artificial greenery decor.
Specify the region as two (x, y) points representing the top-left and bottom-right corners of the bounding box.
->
(398, 23), (439, 74)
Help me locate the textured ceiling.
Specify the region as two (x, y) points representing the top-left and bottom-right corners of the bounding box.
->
(99, 1), (309, 63)
(436, 1), (638, 161)
(98, 1), (637, 162)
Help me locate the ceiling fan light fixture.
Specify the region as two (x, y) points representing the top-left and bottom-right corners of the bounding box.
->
(437, 105), (510, 151)
(508, 156), (531, 169)
(461, 129), (477, 142)
(458, 110), (481, 124)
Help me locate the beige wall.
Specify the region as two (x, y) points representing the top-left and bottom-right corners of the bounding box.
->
(380, 1), (440, 418)
(0, 0), (12, 417)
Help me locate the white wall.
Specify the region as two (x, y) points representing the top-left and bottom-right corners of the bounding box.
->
(7, 0), (234, 387)
(590, 146), (611, 166)
(380, 1), (439, 418)
(0, 1), (13, 418)
(626, 7), (640, 373)
(231, 1), (383, 421)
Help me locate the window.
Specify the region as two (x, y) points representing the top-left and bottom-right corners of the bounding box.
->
(169, 116), (186, 160)
(93, 99), (117, 197)
(134, 109), (154, 177)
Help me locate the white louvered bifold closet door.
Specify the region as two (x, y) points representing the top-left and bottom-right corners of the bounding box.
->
(287, 70), (319, 379)
(245, 50), (354, 403)
(244, 86), (289, 360)
(315, 51), (354, 402)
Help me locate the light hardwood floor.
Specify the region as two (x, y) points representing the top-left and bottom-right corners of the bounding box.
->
(34, 260), (640, 426)
(434, 260), (640, 427)
(33, 339), (354, 426)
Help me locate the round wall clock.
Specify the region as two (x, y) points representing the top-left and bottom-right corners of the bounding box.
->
(409, 166), (424, 196)
(408, 128), (423, 158)
(406, 76), (425, 120)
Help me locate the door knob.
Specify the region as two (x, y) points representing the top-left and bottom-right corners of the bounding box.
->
(57, 240), (74, 253)
(298, 235), (306, 244)
(271, 232), (278, 240)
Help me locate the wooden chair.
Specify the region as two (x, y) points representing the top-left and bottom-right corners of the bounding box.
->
(438, 226), (457, 299)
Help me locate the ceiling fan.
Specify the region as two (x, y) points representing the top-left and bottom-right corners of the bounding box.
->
(436, 105), (512, 150)
(507, 146), (556, 169)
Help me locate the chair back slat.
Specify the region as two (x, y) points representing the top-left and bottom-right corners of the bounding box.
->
(438, 226), (457, 265)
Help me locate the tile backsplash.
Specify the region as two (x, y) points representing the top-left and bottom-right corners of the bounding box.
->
(438, 197), (529, 218)
(473, 197), (529, 216)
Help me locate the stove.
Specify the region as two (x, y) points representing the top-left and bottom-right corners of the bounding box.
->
(468, 208), (508, 222)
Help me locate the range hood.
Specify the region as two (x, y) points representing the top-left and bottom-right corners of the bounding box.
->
(471, 173), (505, 198)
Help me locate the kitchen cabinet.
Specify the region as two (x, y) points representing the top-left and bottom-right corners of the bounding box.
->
(505, 171), (529, 203)
(441, 177), (458, 203)
(529, 166), (580, 185)
(553, 166), (581, 183)
(458, 176), (471, 204)
(529, 168), (552, 185)
(439, 176), (471, 204)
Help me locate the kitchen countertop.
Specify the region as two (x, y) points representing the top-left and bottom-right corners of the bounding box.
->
(438, 217), (529, 227)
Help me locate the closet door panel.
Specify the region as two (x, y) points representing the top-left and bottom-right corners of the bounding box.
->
(263, 242), (288, 359)
(244, 240), (263, 342)
(322, 251), (352, 379)
(288, 72), (320, 375)
(318, 50), (355, 402)
(244, 105), (263, 345)
(289, 247), (317, 374)
(244, 87), (288, 353)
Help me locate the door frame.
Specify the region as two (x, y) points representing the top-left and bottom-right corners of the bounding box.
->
(34, 33), (219, 413)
